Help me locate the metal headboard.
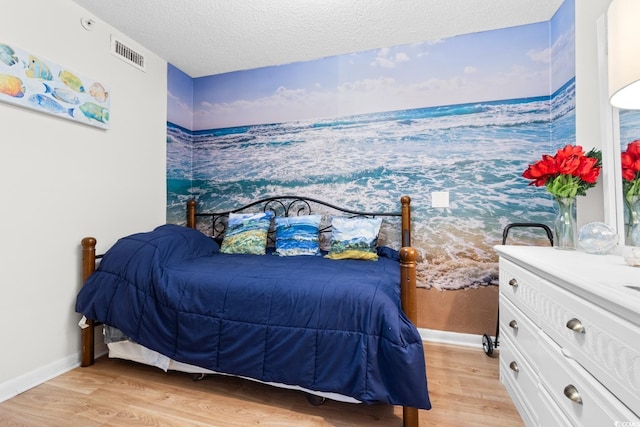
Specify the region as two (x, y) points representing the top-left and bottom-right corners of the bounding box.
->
(186, 195), (410, 248)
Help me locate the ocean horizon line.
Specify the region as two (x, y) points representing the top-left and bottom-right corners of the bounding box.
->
(169, 77), (574, 135)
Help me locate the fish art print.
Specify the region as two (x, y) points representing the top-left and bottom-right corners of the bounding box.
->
(43, 83), (80, 105)
(28, 94), (74, 117)
(79, 101), (109, 124)
(59, 70), (84, 93)
(88, 82), (108, 102)
(0, 44), (18, 67)
(0, 41), (110, 129)
(0, 74), (25, 98)
(25, 55), (53, 80)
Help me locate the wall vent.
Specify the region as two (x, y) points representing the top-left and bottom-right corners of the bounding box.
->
(111, 36), (145, 71)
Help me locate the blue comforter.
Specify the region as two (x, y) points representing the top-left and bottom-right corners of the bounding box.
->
(75, 224), (431, 409)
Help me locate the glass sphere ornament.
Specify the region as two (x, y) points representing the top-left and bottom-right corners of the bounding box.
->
(577, 222), (618, 254)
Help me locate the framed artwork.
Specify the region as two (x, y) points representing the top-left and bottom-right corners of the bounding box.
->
(0, 42), (110, 129)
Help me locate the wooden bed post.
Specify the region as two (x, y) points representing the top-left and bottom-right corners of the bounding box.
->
(399, 245), (419, 427)
(400, 196), (418, 427)
(399, 246), (418, 325)
(400, 195), (411, 247)
(399, 196), (416, 322)
(80, 237), (97, 367)
(187, 199), (197, 229)
(399, 195), (419, 427)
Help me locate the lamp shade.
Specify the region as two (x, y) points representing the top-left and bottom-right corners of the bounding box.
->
(608, 0), (640, 110)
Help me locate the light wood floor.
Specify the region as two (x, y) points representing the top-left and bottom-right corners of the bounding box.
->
(0, 342), (523, 427)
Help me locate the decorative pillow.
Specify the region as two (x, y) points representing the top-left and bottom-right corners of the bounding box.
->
(220, 211), (274, 255)
(325, 217), (383, 261)
(273, 215), (322, 256)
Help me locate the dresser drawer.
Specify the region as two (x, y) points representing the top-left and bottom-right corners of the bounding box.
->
(499, 334), (539, 427)
(499, 296), (541, 368)
(499, 258), (541, 322)
(537, 382), (572, 427)
(537, 331), (639, 425)
(537, 277), (640, 416)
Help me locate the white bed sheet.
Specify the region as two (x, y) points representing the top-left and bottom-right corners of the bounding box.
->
(107, 340), (360, 404)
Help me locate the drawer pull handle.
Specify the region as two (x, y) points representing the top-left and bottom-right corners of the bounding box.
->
(509, 361), (519, 372)
(563, 384), (583, 405)
(508, 320), (519, 331)
(566, 318), (586, 334)
(508, 278), (518, 288)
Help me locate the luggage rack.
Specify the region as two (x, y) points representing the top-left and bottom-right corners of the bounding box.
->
(482, 222), (553, 357)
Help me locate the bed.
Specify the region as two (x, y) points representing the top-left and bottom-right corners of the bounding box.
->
(75, 195), (430, 426)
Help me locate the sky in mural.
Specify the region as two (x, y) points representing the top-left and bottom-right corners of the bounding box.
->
(169, 1), (573, 131)
(167, 0), (575, 290)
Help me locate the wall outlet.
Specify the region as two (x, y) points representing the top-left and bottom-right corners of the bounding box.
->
(431, 191), (449, 208)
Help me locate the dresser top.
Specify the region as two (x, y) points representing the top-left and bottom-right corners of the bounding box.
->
(495, 245), (640, 327)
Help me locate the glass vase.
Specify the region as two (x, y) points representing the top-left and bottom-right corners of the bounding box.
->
(625, 195), (640, 246)
(553, 197), (577, 250)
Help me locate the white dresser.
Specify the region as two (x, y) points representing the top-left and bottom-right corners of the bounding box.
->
(495, 246), (640, 427)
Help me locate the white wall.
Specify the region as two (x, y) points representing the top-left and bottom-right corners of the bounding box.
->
(0, 0), (167, 401)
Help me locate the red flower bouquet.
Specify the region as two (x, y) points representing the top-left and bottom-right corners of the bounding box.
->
(621, 139), (640, 203)
(522, 144), (602, 198)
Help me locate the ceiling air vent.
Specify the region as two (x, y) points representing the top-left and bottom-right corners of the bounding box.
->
(111, 36), (145, 71)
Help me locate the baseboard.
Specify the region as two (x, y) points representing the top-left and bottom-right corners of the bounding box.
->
(0, 347), (108, 404)
(0, 353), (79, 403)
(418, 327), (487, 349)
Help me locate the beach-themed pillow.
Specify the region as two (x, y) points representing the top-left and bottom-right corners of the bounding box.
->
(325, 217), (383, 261)
(274, 215), (322, 256)
(220, 211), (274, 255)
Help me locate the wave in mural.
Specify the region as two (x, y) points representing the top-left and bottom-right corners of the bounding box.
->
(167, 78), (575, 290)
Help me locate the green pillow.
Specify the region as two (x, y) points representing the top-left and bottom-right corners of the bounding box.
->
(220, 211), (274, 255)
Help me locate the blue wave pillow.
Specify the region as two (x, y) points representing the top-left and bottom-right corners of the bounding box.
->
(274, 215), (322, 256)
(220, 211), (274, 255)
(325, 217), (383, 261)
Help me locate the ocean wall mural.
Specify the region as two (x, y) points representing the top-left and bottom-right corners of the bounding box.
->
(167, 0), (575, 290)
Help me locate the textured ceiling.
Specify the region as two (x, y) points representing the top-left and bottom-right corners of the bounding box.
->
(70, 0), (564, 78)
